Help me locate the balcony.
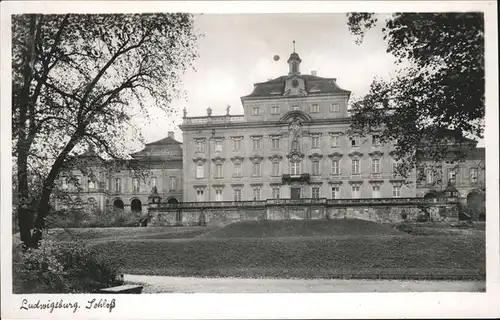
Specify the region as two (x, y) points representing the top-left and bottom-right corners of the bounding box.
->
(282, 173), (310, 184)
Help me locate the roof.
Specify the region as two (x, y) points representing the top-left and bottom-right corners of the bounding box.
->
(241, 74), (351, 99)
(131, 135), (183, 159)
(145, 136), (181, 146)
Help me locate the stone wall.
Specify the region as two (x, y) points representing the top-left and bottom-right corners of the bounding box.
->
(148, 198), (460, 226)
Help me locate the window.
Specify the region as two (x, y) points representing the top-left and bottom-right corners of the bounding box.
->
(352, 159), (360, 174)
(196, 164), (204, 179)
(233, 163), (242, 177)
(470, 168), (478, 183)
(114, 178), (121, 192)
(272, 161), (280, 176)
(233, 139), (242, 152)
(372, 135), (380, 146)
(253, 187), (261, 200)
(252, 106), (261, 115)
(331, 103), (340, 112)
(312, 186), (320, 199)
(351, 185), (361, 199)
(88, 179), (95, 190)
(392, 159), (398, 174)
(291, 63), (298, 73)
(234, 189), (242, 201)
(271, 137), (280, 149)
(252, 138), (262, 151)
(331, 134), (339, 147)
(372, 159), (380, 173)
(448, 169), (456, 184)
(312, 160), (320, 176)
(169, 176), (177, 191)
(196, 189), (204, 202)
(351, 137), (359, 147)
(271, 106), (280, 115)
(214, 140), (223, 153)
(332, 186), (340, 199)
(426, 170), (434, 184)
(310, 104), (319, 113)
(252, 163), (261, 177)
(272, 187), (280, 199)
(215, 189), (223, 201)
(331, 159), (340, 174)
(196, 141), (205, 153)
(372, 185), (381, 198)
(392, 185), (401, 197)
(132, 178), (140, 192)
(215, 164), (223, 178)
(292, 104), (299, 111)
(291, 161), (301, 175)
(311, 136), (320, 148)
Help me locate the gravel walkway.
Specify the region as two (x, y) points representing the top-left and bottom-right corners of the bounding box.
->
(125, 274), (485, 293)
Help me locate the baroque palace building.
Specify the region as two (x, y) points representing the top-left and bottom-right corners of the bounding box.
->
(57, 131), (183, 215)
(59, 49), (485, 222)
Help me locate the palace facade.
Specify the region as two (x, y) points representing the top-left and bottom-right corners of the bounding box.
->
(180, 50), (484, 204)
(59, 49), (485, 222)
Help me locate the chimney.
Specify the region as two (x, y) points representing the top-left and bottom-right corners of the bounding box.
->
(311, 70), (317, 76)
(168, 131), (174, 139)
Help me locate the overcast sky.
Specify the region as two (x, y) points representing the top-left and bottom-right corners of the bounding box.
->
(134, 13), (484, 148)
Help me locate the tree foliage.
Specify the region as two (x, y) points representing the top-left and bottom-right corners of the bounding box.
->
(346, 13), (484, 179)
(12, 13), (200, 247)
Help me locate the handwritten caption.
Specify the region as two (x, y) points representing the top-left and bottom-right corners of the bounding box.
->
(20, 298), (116, 313)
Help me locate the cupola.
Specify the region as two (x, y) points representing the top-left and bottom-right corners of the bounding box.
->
(287, 40), (302, 75)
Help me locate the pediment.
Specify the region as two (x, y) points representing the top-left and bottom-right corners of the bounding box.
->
(249, 155), (264, 163)
(308, 153), (323, 159)
(328, 152), (344, 158)
(192, 157), (206, 164)
(348, 151), (364, 158)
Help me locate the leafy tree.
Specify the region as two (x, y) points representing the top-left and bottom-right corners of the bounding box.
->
(346, 13), (484, 179)
(12, 13), (200, 248)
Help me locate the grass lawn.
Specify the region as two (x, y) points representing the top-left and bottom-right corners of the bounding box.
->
(44, 225), (216, 241)
(85, 219), (485, 280)
(199, 219), (404, 239)
(16, 219), (486, 281)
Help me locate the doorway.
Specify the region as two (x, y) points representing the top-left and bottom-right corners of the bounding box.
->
(291, 187), (301, 200)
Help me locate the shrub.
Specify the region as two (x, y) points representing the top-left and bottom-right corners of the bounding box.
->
(416, 214), (428, 222)
(14, 240), (123, 294)
(400, 211), (408, 220)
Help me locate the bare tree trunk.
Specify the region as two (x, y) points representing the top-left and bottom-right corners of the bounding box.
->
(17, 15), (38, 249)
(32, 134), (81, 246)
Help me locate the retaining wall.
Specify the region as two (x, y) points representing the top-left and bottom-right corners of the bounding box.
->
(147, 198), (459, 226)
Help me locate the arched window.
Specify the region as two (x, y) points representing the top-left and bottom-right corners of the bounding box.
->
(113, 199), (124, 210)
(131, 199), (142, 212)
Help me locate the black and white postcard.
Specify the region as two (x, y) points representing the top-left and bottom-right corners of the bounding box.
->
(1, 1), (498, 319)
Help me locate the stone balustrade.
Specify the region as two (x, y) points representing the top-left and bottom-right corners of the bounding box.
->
(183, 115), (246, 126)
(150, 197), (458, 210)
